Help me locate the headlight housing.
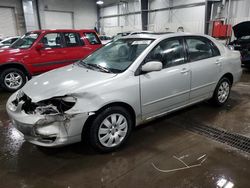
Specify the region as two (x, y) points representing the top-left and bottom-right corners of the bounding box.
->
(21, 95), (77, 115)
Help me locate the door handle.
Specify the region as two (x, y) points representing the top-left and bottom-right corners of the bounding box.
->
(180, 68), (189, 74)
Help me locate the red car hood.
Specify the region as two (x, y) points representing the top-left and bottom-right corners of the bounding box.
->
(0, 48), (27, 62)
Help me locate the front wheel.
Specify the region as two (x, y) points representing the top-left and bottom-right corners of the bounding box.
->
(89, 106), (132, 153)
(211, 77), (231, 106)
(0, 68), (27, 92)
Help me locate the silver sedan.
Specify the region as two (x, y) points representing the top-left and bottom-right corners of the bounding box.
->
(6, 33), (242, 152)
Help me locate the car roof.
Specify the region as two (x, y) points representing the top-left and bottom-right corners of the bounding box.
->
(122, 32), (209, 40)
(130, 30), (154, 34)
(29, 29), (97, 33)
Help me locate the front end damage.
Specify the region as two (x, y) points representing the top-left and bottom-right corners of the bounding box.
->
(6, 90), (90, 147)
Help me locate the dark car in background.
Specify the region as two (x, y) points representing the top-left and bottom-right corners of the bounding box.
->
(99, 35), (112, 44)
(0, 29), (102, 91)
(229, 21), (250, 68)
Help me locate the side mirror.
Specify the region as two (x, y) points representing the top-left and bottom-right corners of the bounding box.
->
(36, 43), (44, 50)
(141, 61), (163, 73)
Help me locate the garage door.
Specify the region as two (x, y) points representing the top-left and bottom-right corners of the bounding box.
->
(44, 11), (73, 29)
(0, 7), (17, 37)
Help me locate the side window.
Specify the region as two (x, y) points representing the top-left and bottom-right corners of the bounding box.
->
(63, 32), (81, 47)
(84, 32), (101, 45)
(145, 38), (185, 68)
(41, 33), (62, 48)
(186, 37), (219, 62)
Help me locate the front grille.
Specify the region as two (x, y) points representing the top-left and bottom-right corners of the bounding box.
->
(183, 122), (250, 153)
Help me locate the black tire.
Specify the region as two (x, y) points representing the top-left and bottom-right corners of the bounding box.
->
(211, 77), (231, 106)
(0, 68), (27, 92)
(89, 106), (133, 153)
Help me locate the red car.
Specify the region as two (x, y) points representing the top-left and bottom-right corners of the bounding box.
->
(0, 29), (102, 91)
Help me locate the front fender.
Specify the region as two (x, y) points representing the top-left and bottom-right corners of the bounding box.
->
(66, 75), (141, 122)
(0, 62), (32, 78)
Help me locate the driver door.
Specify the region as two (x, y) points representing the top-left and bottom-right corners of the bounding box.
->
(139, 37), (191, 119)
(29, 32), (68, 74)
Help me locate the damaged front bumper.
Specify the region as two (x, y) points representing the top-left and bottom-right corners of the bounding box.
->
(6, 91), (90, 147)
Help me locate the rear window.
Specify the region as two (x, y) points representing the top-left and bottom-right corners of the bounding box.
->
(84, 32), (101, 45)
(185, 37), (220, 62)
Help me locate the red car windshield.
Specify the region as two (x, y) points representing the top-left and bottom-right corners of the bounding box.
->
(10, 32), (40, 49)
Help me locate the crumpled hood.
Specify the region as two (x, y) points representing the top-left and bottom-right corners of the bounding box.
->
(233, 21), (250, 38)
(22, 64), (117, 102)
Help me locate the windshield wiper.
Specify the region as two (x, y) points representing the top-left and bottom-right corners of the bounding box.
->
(78, 61), (98, 71)
(78, 61), (92, 68)
(86, 63), (112, 73)
(78, 61), (112, 73)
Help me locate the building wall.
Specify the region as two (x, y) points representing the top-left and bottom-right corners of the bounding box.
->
(211, 0), (250, 39)
(0, 0), (26, 36)
(22, 0), (40, 32)
(148, 0), (205, 34)
(2, 0), (250, 38)
(212, 0), (250, 24)
(38, 0), (97, 29)
(100, 0), (206, 36)
(0, 0), (98, 37)
(149, 0), (203, 9)
(100, 1), (141, 36)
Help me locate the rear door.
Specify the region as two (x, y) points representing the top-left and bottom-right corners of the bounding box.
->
(140, 37), (191, 119)
(61, 32), (85, 63)
(185, 36), (222, 103)
(62, 31), (102, 62)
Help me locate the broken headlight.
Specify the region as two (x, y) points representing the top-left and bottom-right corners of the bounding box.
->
(36, 96), (77, 115)
(12, 90), (25, 106)
(22, 96), (77, 115)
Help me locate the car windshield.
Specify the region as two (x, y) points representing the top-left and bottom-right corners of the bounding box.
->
(10, 32), (39, 49)
(79, 38), (154, 73)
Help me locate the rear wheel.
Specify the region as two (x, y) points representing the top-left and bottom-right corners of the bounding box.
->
(0, 68), (27, 92)
(89, 106), (132, 153)
(211, 77), (231, 106)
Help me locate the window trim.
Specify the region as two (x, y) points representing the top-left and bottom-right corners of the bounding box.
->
(184, 36), (221, 63)
(135, 36), (187, 76)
